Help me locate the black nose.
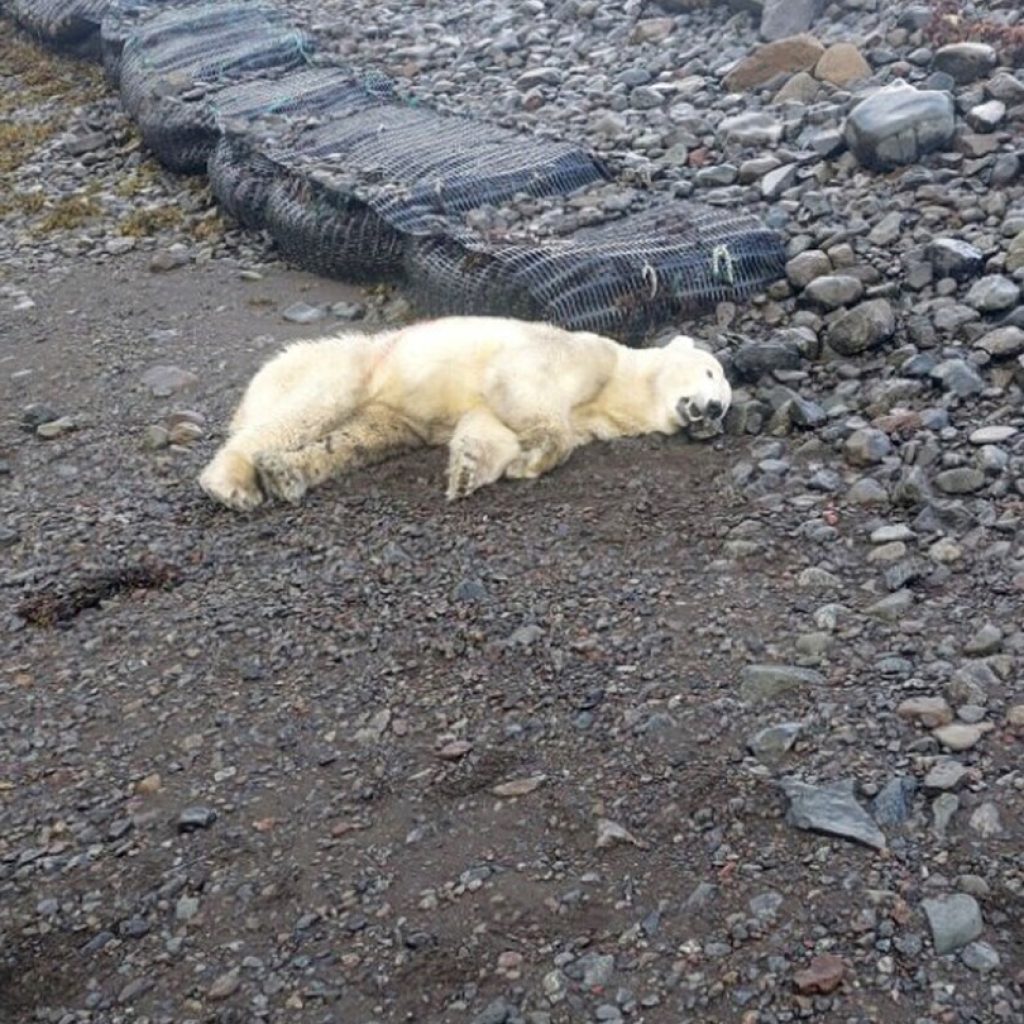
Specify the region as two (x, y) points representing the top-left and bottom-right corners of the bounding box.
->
(706, 399), (724, 420)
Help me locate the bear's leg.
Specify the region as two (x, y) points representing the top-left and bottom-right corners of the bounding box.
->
(199, 395), (349, 511)
(502, 421), (576, 480)
(481, 370), (580, 481)
(253, 406), (423, 504)
(446, 409), (523, 501)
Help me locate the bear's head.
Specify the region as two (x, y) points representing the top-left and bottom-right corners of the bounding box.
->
(655, 334), (732, 435)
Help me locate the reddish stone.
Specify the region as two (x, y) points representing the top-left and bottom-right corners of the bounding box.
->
(793, 953), (845, 995)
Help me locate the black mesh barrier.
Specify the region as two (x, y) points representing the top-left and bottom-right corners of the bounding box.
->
(135, 62), (394, 173)
(207, 131), (280, 229)
(9, 0), (786, 342)
(404, 205), (788, 343)
(118, 3), (315, 169)
(100, 0), (170, 85)
(226, 104), (610, 279)
(7, 0), (110, 57)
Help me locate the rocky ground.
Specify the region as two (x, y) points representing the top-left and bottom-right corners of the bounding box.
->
(2, 1), (1024, 1023)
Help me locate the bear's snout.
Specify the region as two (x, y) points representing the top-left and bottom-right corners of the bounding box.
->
(705, 399), (724, 420)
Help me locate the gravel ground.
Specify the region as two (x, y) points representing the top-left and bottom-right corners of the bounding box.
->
(3, 2), (1024, 1023)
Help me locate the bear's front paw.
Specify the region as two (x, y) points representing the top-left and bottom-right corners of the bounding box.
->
(446, 446), (482, 502)
(253, 451), (308, 505)
(199, 450), (264, 512)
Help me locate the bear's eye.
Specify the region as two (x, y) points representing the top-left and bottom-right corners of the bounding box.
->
(706, 369), (713, 379)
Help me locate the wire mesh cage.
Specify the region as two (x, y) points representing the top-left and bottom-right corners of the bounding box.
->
(404, 203), (787, 343)
(118, 1), (315, 167)
(8, 0), (110, 56)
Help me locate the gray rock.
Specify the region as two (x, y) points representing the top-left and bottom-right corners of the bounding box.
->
(966, 99), (1005, 132)
(868, 211), (903, 246)
(141, 365), (198, 398)
(36, 416), (77, 439)
(760, 0), (822, 41)
(923, 760), (969, 791)
(872, 775), (917, 826)
(760, 163), (798, 199)
(740, 664), (824, 702)
(826, 299), (895, 355)
(926, 238), (984, 281)
(976, 326), (1024, 358)
(748, 721), (803, 759)
(932, 42), (997, 84)
(804, 275), (864, 310)
(961, 941), (1001, 974)
(922, 893), (983, 954)
(719, 111), (783, 146)
(866, 589), (913, 620)
(932, 792), (959, 838)
(929, 358), (984, 398)
(696, 164), (738, 187)
(732, 340), (802, 380)
(933, 468), (985, 495)
(781, 778), (887, 850)
(965, 275), (1020, 313)
(844, 82), (955, 170)
(177, 806), (217, 833)
(847, 476), (889, 506)
(282, 301), (326, 324)
(786, 250), (831, 288)
(844, 427), (892, 466)
(21, 402), (61, 430)
(515, 67), (563, 90)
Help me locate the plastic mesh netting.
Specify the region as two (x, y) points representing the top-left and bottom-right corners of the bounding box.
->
(7, 0), (109, 56)
(117, 3), (313, 168)
(100, 0), (169, 86)
(135, 62), (394, 173)
(404, 204), (787, 342)
(9, 0), (787, 342)
(213, 104), (609, 278)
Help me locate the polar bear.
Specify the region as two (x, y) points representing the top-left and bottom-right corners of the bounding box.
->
(198, 316), (731, 510)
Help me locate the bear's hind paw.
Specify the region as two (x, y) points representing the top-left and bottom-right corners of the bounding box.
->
(253, 452), (309, 505)
(199, 452), (264, 512)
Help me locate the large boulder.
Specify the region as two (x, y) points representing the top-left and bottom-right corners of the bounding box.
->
(724, 34), (825, 92)
(844, 81), (955, 170)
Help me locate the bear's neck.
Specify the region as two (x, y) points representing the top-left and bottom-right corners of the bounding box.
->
(582, 348), (671, 439)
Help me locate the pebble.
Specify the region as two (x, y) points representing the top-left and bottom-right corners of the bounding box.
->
(781, 778), (887, 850)
(792, 953), (845, 995)
(923, 759), (968, 792)
(282, 301), (326, 324)
(141, 365), (198, 398)
(747, 721), (802, 759)
(177, 806), (217, 833)
(897, 696), (952, 728)
(739, 664), (824, 702)
(961, 941), (1001, 974)
(933, 722), (993, 752)
(922, 894), (983, 954)
(208, 968), (241, 1000)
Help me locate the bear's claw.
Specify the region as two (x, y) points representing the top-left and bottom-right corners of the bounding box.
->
(446, 446), (479, 501)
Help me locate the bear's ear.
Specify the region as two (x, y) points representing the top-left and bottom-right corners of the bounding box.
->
(667, 334), (695, 351)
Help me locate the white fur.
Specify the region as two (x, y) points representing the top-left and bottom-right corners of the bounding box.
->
(199, 316), (731, 509)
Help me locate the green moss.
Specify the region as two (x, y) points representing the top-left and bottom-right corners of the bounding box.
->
(34, 194), (102, 232)
(119, 206), (185, 237)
